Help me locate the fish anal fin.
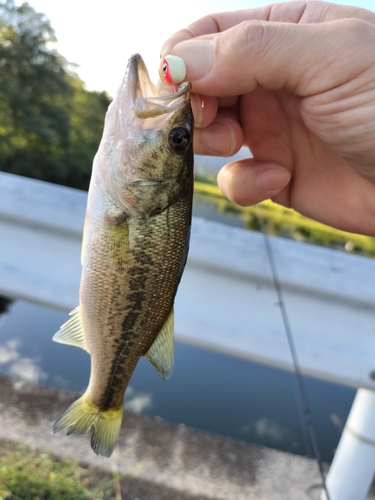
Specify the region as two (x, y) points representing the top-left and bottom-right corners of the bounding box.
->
(51, 394), (123, 457)
(53, 307), (89, 353)
(145, 309), (174, 380)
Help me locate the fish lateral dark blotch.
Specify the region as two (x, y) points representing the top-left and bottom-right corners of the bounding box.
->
(52, 53), (194, 457)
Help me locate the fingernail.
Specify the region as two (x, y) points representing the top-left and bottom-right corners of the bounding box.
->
(256, 167), (290, 194)
(191, 94), (203, 127)
(203, 120), (236, 155)
(217, 169), (230, 199)
(172, 39), (213, 80)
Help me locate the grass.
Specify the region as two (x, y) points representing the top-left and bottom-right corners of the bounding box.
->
(194, 178), (375, 257)
(0, 441), (122, 500)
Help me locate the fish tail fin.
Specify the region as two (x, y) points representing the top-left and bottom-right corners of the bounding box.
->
(51, 394), (123, 457)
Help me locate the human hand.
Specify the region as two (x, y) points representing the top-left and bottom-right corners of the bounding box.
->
(161, 1), (375, 235)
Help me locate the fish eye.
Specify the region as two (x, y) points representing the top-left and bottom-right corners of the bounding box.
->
(168, 127), (191, 154)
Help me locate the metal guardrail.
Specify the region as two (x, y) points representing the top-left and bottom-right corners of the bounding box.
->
(2, 171), (375, 499)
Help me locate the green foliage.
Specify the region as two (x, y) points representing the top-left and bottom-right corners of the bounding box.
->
(0, 444), (120, 499)
(194, 177), (375, 257)
(194, 172), (217, 186)
(0, 0), (110, 190)
(64, 78), (111, 190)
(0, 449), (91, 499)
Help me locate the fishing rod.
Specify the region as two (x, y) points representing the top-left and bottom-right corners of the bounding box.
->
(257, 208), (331, 500)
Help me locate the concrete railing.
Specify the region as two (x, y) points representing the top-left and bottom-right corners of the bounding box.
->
(1, 171), (375, 499)
(1, 170), (375, 390)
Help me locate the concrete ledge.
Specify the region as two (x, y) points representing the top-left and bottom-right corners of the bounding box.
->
(0, 373), (329, 500)
(2, 172), (375, 390)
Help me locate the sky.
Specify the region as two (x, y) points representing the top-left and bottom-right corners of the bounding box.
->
(16, 0), (375, 97)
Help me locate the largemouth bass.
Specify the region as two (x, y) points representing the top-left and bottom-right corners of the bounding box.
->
(52, 54), (193, 457)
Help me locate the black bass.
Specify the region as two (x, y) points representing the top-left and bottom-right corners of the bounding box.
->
(52, 54), (193, 457)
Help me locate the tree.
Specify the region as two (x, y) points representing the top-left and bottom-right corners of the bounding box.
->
(0, 0), (110, 190)
(64, 78), (111, 190)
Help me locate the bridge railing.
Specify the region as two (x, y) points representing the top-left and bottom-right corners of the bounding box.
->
(1, 170), (374, 390)
(1, 171), (375, 499)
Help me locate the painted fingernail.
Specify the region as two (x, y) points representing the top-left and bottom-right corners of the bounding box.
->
(256, 168), (290, 194)
(173, 39), (213, 80)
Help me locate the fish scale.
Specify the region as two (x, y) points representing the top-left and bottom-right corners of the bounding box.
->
(90, 197), (191, 411)
(52, 54), (193, 456)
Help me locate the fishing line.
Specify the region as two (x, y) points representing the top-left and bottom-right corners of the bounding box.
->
(256, 205), (331, 500)
(162, 51), (333, 494)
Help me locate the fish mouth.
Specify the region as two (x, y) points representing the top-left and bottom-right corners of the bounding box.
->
(127, 53), (191, 119)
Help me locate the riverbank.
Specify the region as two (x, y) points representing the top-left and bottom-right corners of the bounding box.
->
(1, 374), (372, 500)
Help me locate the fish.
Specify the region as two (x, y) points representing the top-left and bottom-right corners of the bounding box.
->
(51, 53), (194, 457)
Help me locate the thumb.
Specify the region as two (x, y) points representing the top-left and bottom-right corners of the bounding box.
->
(217, 159), (291, 206)
(170, 18), (373, 97)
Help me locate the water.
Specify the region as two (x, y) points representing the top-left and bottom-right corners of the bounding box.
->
(0, 298), (355, 463)
(0, 183), (357, 463)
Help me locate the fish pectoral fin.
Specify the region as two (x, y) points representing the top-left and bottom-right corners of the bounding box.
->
(145, 309), (174, 380)
(53, 307), (89, 353)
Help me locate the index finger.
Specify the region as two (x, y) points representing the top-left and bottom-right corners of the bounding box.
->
(161, 6), (274, 56)
(161, 1), (375, 56)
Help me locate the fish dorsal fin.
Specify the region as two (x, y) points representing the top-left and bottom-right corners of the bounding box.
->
(145, 309), (174, 380)
(53, 307), (89, 353)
